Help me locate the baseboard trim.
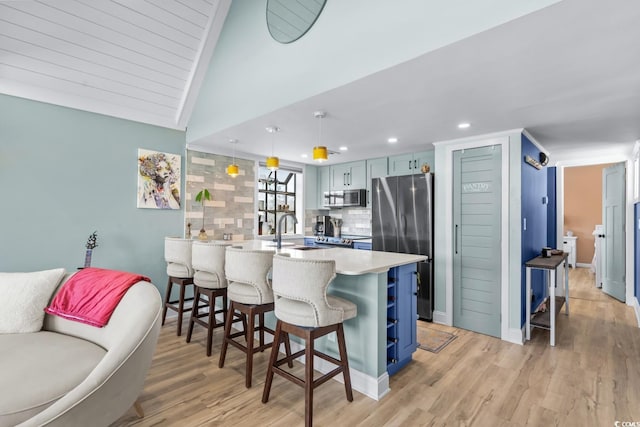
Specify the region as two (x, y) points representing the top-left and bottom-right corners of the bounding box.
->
(576, 262), (591, 268)
(433, 311), (524, 345)
(632, 297), (640, 328)
(279, 340), (390, 401)
(178, 311), (391, 400)
(433, 310), (449, 325)
(504, 327), (524, 345)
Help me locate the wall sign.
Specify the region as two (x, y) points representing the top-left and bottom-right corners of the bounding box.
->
(463, 182), (491, 193)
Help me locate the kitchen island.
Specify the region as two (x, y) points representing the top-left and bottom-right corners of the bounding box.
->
(234, 240), (427, 400)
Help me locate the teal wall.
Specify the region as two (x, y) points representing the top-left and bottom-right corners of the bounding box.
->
(0, 94), (185, 290)
(187, 0), (561, 143)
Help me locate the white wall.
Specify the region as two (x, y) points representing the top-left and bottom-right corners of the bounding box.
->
(187, 0), (561, 144)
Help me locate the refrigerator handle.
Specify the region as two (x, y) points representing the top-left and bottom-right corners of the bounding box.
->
(455, 224), (459, 254)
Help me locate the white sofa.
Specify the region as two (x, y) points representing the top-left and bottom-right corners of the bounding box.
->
(0, 274), (162, 427)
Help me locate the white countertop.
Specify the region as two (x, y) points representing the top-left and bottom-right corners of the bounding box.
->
(233, 240), (426, 275)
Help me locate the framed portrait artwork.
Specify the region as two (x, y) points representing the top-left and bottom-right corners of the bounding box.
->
(137, 148), (181, 209)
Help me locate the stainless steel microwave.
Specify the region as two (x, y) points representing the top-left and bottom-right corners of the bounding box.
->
(323, 189), (366, 208)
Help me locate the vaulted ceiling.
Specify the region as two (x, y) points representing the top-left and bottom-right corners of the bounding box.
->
(2, 1), (639, 164)
(0, 0), (230, 130)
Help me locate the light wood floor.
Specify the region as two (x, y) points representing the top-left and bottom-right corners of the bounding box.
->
(112, 268), (640, 426)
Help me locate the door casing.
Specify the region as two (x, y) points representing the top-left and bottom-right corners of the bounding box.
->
(436, 133), (512, 342)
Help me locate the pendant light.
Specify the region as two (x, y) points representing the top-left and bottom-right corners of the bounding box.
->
(266, 126), (280, 171)
(226, 139), (239, 177)
(313, 111), (328, 162)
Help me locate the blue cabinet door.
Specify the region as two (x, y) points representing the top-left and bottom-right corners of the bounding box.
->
(354, 241), (371, 250)
(387, 263), (417, 375)
(303, 237), (316, 247)
(396, 263), (417, 363)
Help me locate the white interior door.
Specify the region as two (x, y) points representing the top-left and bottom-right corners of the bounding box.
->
(601, 162), (626, 302)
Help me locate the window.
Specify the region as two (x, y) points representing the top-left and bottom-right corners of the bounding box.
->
(257, 166), (303, 236)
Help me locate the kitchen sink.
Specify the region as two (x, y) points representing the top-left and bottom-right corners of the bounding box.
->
(263, 241), (296, 247)
(290, 246), (329, 250)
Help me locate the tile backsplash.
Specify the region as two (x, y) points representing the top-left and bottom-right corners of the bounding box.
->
(305, 207), (372, 236)
(331, 208), (372, 236)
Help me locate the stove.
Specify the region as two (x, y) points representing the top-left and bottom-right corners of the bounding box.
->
(314, 235), (371, 248)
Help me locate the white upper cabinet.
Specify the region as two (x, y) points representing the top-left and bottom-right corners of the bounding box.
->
(317, 165), (330, 207)
(388, 150), (434, 176)
(330, 160), (366, 190)
(313, 153), (434, 208)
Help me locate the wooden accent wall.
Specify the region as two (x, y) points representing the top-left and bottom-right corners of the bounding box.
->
(564, 163), (614, 264)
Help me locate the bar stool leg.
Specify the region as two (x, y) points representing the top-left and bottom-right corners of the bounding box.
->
(186, 286), (201, 343)
(245, 307), (256, 388)
(162, 278), (173, 325)
(221, 294), (228, 328)
(262, 320), (282, 403)
(336, 324), (353, 401)
(259, 312), (265, 351)
(284, 332), (294, 368)
(304, 329), (314, 427)
(176, 281), (187, 336)
(219, 301), (235, 368)
(206, 291), (216, 356)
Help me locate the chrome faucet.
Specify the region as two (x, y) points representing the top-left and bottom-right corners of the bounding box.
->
(277, 213), (298, 249)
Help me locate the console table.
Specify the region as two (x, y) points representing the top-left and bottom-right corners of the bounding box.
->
(525, 253), (569, 346)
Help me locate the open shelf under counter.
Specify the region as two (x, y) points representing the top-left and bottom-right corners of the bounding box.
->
(530, 296), (565, 330)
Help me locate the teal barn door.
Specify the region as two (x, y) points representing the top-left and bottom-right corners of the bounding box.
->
(452, 145), (502, 337)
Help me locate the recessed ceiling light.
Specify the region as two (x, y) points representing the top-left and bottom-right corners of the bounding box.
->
(458, 122), (471, 129)
(339, 146), (348, 151)
(387, 137), (398, 143)
(301, 153), (308, 158)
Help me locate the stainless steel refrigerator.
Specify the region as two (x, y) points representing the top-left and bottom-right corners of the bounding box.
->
(372, 173), (434, 321)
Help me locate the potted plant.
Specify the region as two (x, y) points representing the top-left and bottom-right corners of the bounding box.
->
(195, 189), (211, 240)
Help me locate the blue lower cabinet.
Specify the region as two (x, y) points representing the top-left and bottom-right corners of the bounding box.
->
(303, 237), (316, 247)
(386, 263), (418, 376)
(354, 241), (372, 250)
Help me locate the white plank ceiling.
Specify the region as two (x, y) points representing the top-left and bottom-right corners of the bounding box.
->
(0, 0), (230, 130)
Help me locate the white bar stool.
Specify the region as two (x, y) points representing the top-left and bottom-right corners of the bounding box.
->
(186, 241), (230, 356)
(262, 255), (357, 427)
(162, 237), (194, 336)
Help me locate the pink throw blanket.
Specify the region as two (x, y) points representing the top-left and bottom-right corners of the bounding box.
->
(45, 267), (150, 327)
